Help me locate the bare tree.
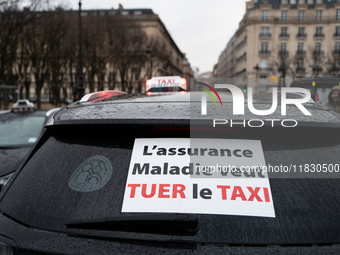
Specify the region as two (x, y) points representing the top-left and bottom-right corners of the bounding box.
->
(82, 14), (108, 93)
(25, 12), (54, 109)
(146, 38), (174, 78)
(63, 12), (78, 100)
(14, 30), (31, 99)
(270, 46), (291, 89)
(307, 45), (325, 77)
(46, 8), (69, 107)
(325, 54), (340, 77)
(106, 15), (148, 93)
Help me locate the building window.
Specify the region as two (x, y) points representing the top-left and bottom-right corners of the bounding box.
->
(335, 42), (340, 53)
(281, 26), (288, 35)
(280, 42), (287, 52)
(261, 42), (269, 53)
(298, 10), (305, 21)
(298, 26), (305, 36)
(290, 0), (297, 4)
(262, 10), (269, 20)
(72, 73), (76, 83)
(316, 9), (322, 20)
(337, 9), (340, 20)
(297, 59), (304, 68)
(315, 59), (321, 67)
(134, 11), (142, 15)
(315, 42), (322, 53)
(281, 10), (288, 20)
(282, 0), (288, 4)
(261, 26), (270, 36)
(316, 26), (323, 36)
(336, 60), (340, 68)
(298, 0), (305, 4)
(298, 42), (304, 52)
(316, 0), (323, 3)
(260, 59), (268, 70)
(134, 42), (139, 52)
(307, 0), (314, 4)
(336, 26), (340, 36)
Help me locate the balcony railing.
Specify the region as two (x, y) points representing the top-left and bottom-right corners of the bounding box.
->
(279, 33), (289, 39)
(236, 52), (247, 63)
(259, 68), (272, 72)
(313, 50), (324, 56)
(314, 33), (324, 39)
(242, 16), (340, 24)
(296, 50), (306, 56)
(296, 67), (305, 73)
(279, 50), (289, 56)
(333, 50), (340, 56)
(235, 36), (247, 49)
(334, 33), (340, 39)
(296, 33), (307, 39)
(313, 66), (323, 73)
(259, 33), (271, 39)
(259, 50), (271, 56)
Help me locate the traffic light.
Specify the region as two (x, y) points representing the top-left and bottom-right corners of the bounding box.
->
(243, 87), (247, 93)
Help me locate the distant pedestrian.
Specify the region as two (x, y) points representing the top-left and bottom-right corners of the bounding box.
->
(326, 85), (340, 113)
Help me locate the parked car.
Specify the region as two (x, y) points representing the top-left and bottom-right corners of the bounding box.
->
(0, 92), (340, 254)
(0, 100), (60, 191)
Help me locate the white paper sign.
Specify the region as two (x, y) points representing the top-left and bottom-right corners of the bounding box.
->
(122, 138), (275, 218)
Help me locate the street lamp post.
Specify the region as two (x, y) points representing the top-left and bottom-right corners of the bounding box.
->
(254, 64), (259, 94)
(76, 0), (84, 100)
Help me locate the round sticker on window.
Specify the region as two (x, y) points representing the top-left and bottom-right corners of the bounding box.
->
(69, 155), (113, 192)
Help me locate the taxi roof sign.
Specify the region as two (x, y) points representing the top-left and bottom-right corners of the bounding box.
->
(146, 76), (187, 92)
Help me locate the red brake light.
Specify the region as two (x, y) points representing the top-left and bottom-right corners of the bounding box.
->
(147, 92), (152, 96)
(86, 91), (126, 102)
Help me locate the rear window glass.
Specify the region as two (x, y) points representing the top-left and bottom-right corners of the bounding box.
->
(1, 125), (340, 245)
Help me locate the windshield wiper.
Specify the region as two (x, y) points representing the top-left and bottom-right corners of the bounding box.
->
(65, 214), (199, 236)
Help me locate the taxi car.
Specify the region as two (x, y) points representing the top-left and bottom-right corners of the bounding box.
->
(0, 100), (60, 191)
(0, 91), (340, 254)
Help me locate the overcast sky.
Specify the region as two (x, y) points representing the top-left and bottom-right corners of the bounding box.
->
(68, 0), (248, 74)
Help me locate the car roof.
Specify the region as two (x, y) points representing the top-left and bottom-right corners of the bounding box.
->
(50, 92), (340, 127)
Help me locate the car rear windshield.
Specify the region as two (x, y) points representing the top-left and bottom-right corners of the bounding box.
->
(1, 124), (340, 245)
(0, 114), (45, 147)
